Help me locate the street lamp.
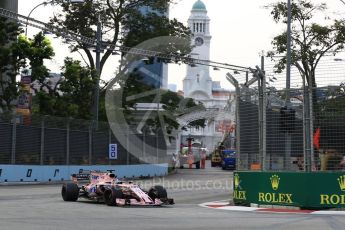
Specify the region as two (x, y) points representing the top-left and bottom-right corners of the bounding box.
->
(25, 1), (52, 36)
(25, 0), (84, 37)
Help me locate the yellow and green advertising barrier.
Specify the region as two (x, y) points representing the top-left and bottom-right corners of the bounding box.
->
(233, 172), (345, 209)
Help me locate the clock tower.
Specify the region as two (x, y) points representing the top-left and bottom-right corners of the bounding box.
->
(183, 0), (212, 100)
(181, 0), (234, 157)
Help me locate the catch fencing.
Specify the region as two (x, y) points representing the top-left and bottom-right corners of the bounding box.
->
(233, 57), (345, 171)
(0, 114), (171, 165)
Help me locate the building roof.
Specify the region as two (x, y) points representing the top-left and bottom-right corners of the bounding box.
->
(192, 0), (206, 11)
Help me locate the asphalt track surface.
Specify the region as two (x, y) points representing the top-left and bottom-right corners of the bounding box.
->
(1, 164), (345, 230)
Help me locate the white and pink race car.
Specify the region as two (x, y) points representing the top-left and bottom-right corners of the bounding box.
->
(61, 171), (174, 206)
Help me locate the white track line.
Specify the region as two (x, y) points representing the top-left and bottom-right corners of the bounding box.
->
(199, 201), (345, 215)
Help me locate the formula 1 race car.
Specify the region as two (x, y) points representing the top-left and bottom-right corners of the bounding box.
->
(61, 171), (174, 206)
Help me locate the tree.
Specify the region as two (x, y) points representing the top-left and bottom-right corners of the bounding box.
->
(50, 0), (192, 77)
(33, 58), (97, 119)
(17, 32), (55, 95)
(16, 32), (56, 116)
(14, 33), (97, 120)
(267, 0), (345, 153)
(23, 33), (55, 85)
(0, 17), (25, 113)
(49, 0), (192, 124)
(59, 58), (97, 119)
(267, 0), (345, 89)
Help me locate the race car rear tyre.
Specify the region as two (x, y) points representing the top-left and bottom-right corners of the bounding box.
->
(104, 188), (123, 206)
(61, 183), (79, 201)
(148, 185), (167, 200)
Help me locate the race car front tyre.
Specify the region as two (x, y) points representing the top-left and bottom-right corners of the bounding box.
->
(104, 188), (123, 206)
(148, 185), (167, 201)
(61, 183), (79, 201)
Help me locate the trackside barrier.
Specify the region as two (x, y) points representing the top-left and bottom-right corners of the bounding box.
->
(0, 164), (168, 183)
(233, 171), (345, 209)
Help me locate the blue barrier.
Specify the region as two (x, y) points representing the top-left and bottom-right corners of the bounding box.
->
(0, 164), (168, 183)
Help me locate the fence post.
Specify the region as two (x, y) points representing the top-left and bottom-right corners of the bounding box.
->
(143, 131), (146, 161)
(66, 118), (70, 165)
(235, 87), (241, 170)
(89, 122), (92, 165)
(108, 126), (112, 165)
(303, 84), (311, 171)
(156, 130), (159, 164)
(259, 63), (267, 172)
(296, 63), (312, 172)
(226, 73), (241, 170)
(11, 116), (17, 164)
(40, 117), (45, 165)
(126, 126), (129, 165)
(308, 73), (315, 170)
(258, 71), (263, 170)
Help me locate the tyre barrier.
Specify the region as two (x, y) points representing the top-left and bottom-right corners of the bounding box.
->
(0, 164), (168, 183)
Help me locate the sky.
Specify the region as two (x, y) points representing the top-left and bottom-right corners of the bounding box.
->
(17, 0), (345, 91)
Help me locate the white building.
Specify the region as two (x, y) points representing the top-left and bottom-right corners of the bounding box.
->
(182, 0), (235, 151)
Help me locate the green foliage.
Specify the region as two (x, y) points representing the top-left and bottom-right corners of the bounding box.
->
(60, 58), (97, 119)
(0, 17), (24, 112)
(21, 33), (55, 83)
(266, 0), (345, 88)
(50, 0), (192, 76)
(121, 71), (158, 109)
(12, 33), (96, 120)
(17, 32), (56, 100)
(0, 19), (57, 114)
(316, 85), (345, 117)
(45, 0), (192, 124)
(33, 58), (97, 120)
(315, 88), (345, 149)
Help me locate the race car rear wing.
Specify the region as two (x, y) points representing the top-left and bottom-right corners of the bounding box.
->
(71, 170), (118, 183)
(71, 170), (91, 182)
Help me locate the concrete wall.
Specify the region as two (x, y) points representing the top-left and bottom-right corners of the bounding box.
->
(0, 164), (168, 183)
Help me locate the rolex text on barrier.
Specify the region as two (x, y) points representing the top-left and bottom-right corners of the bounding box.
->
(233, 172), (345, 209)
